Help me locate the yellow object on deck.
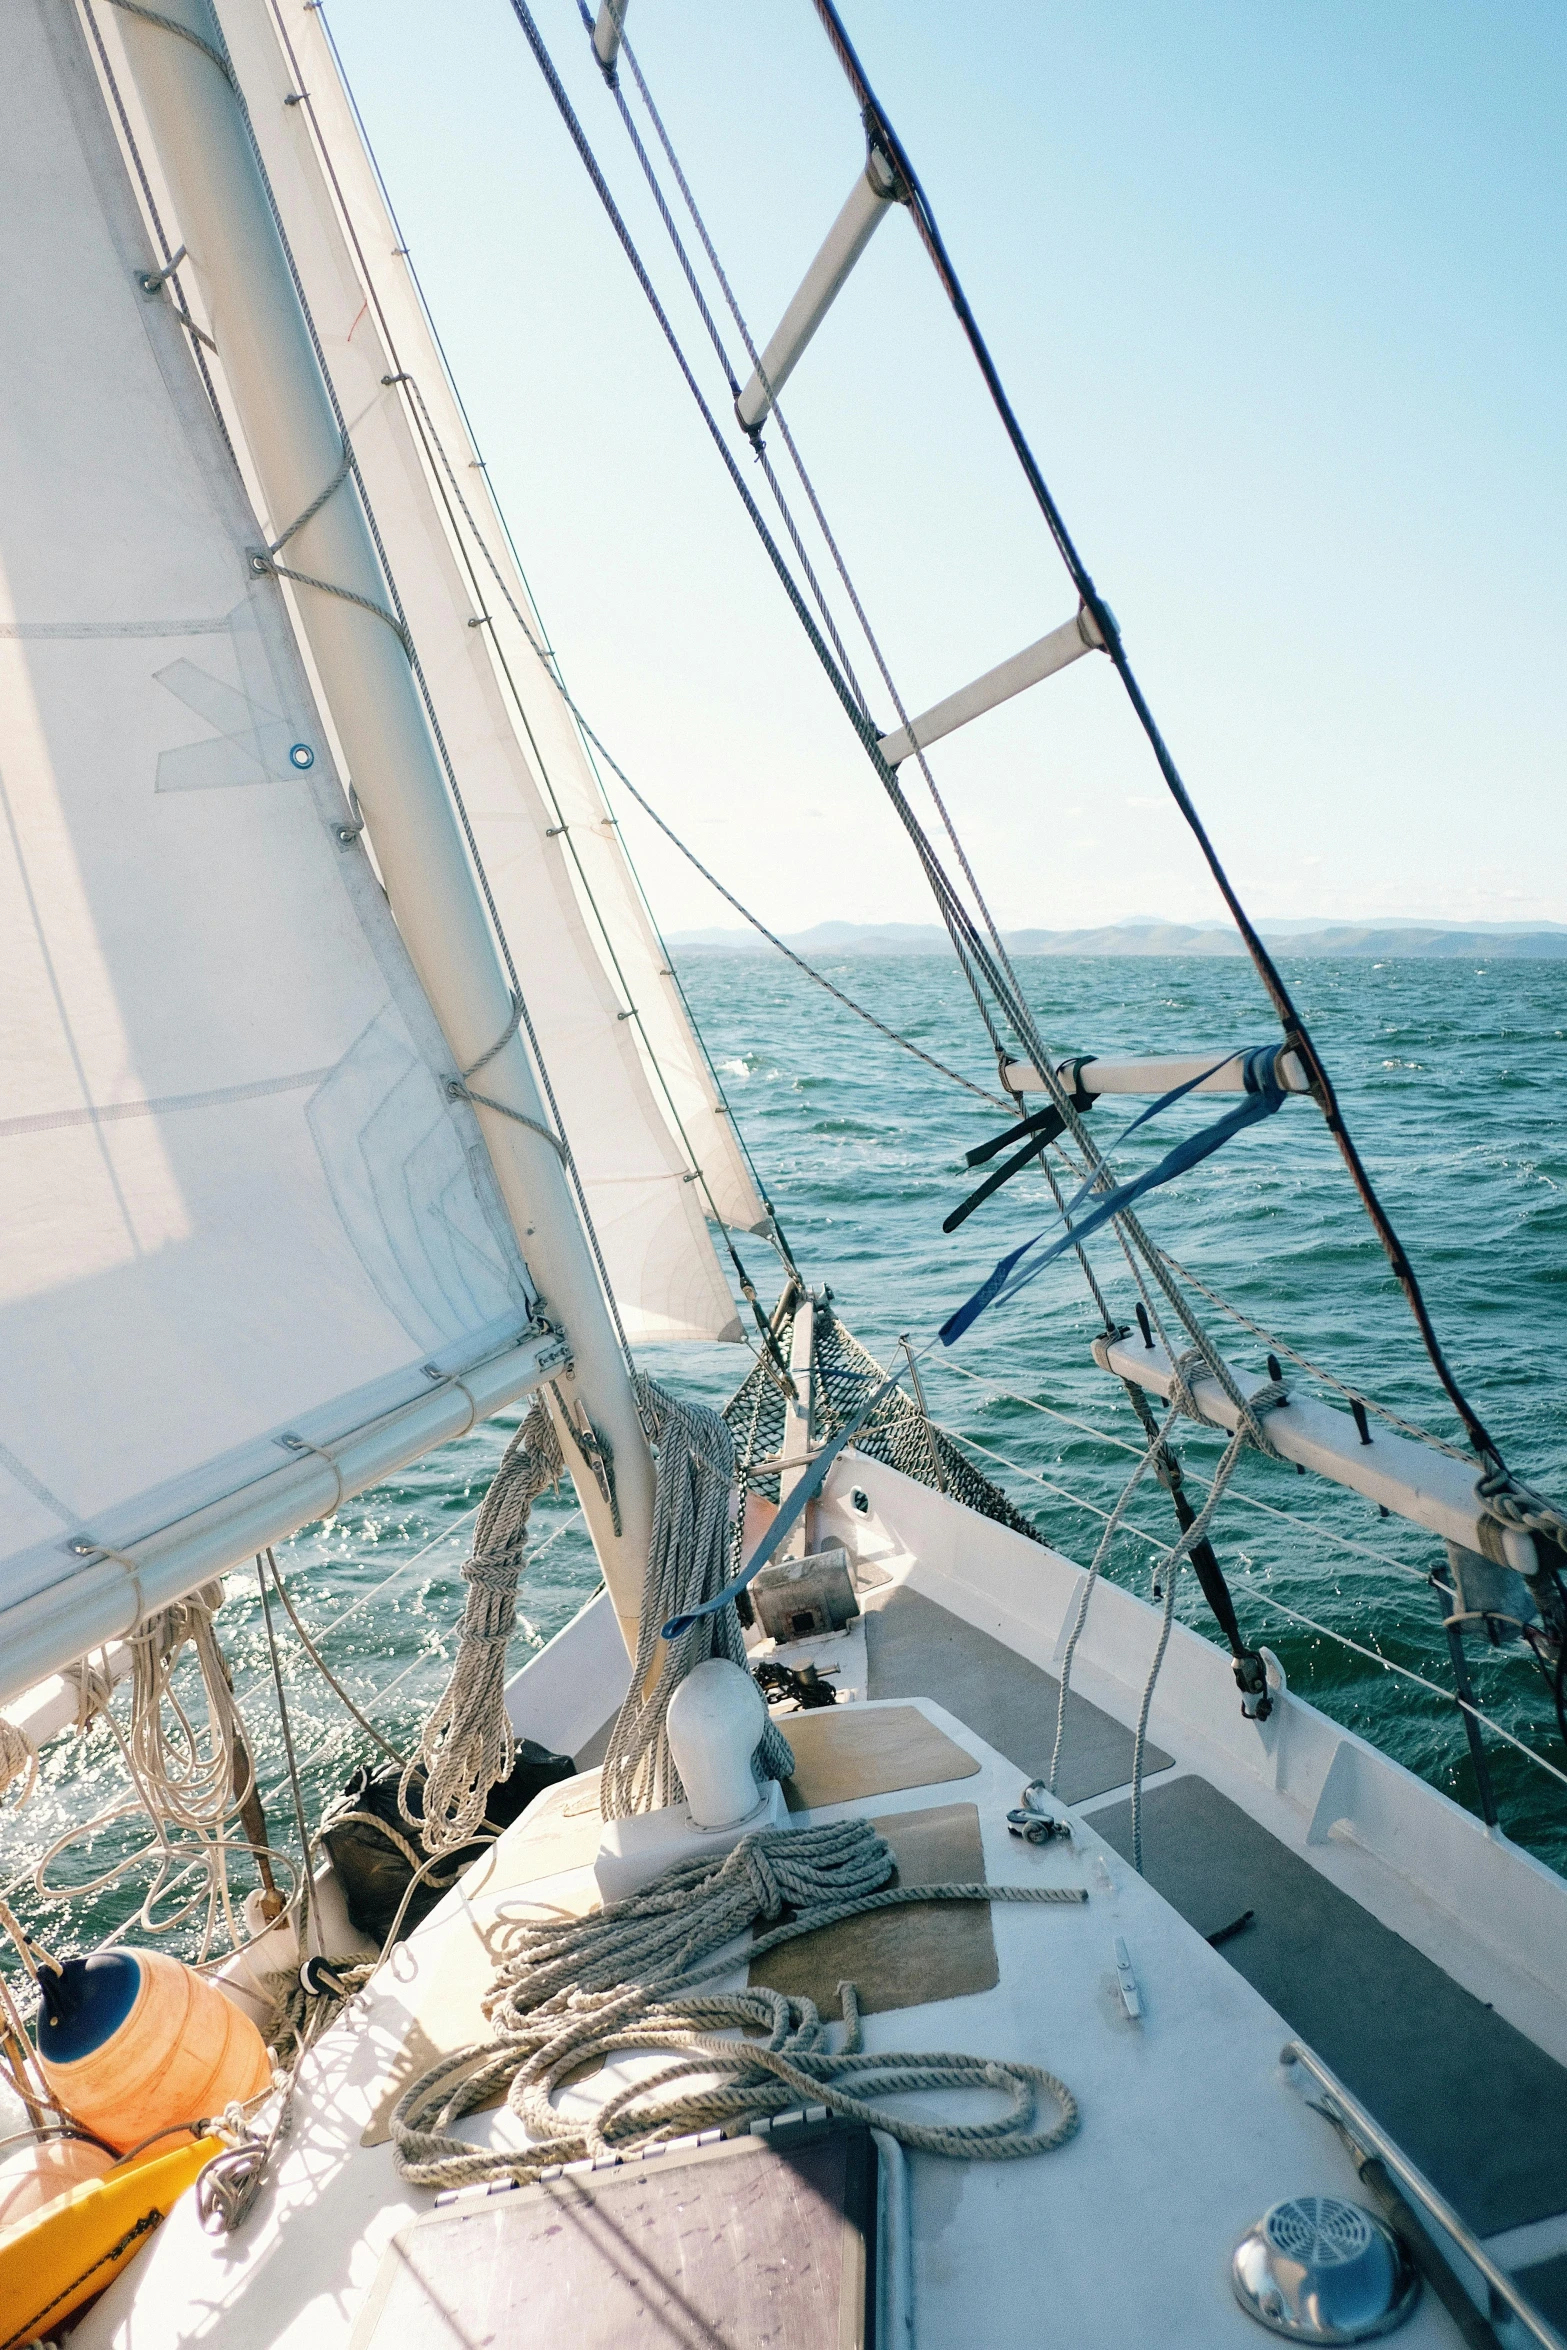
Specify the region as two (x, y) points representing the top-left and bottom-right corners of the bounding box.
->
(0, 2132), (224, 2347)
(0, 2129), (114, 2231)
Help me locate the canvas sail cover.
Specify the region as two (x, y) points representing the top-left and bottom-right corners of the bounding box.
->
(0, 0), (545, 1630)
(217, 0), (769, 1345)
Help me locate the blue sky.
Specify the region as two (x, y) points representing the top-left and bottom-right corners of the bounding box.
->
(323, 1), (1566, 933)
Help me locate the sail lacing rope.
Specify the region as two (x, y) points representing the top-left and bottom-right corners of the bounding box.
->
(599, 1376), (795, 1819)
(392, 1818), (1082, 2190)
(111, 0), (634, 1370)
(81, 2), (235, 455)
(27, 1593), (278, 1963)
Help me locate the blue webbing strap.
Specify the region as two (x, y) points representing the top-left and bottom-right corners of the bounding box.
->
(662, 1371), (903, 1639)
(940, 1047), (1288, 1346)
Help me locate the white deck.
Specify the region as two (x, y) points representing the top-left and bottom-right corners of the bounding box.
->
(75, 1689), (1474, 2349)
(64, 1451), (1567, 2347)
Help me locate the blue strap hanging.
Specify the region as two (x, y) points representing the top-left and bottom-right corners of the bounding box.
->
(940, 1046), (1289, 1346)
(661, 1370), (903, 1639)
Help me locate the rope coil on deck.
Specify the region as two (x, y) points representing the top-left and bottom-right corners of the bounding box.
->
(392, 1819), (1083, 2189)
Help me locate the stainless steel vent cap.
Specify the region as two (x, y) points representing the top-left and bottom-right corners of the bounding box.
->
(1232, 2195), (1420, 2342)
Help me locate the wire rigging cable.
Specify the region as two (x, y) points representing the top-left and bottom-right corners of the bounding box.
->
(511, 0), (1565, 1570)
(502, 0), (1335, 1485)
(800, 0), (1541, 1510)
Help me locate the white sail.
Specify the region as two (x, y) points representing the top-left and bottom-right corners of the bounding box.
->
(214, 0), (769, 1346)
(0, 0), (559, 1691)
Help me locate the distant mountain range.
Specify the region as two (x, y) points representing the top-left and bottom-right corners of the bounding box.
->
(668, 918), (1567, 960)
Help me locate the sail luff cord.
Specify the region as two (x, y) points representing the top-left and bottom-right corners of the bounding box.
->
(392, 1819), (1082, 2189)
(150, 0), (635, 1371)
(277, 0), (793, 1264)
(80, 0), (237, 460)
(803, 0), (1530, 1496)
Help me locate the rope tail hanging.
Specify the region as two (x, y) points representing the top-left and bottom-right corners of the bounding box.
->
(599, 1376), (794, 1820)
(408, 1400), (564, 1856)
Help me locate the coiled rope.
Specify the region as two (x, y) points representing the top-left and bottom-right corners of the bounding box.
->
(407, 1401), (564, 1857)
(599, 1376), (795, 1818)
(393, 1819), (1082, 2189)
(0, 1720), (37, 1812)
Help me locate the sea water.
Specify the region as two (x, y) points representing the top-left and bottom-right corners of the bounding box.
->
(11, 954), (1565, 1951)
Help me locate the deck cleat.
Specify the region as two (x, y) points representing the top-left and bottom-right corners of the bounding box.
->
(1006, 1806), (1070, 1846)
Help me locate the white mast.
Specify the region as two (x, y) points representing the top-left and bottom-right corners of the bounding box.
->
(113, 0), (653, 1652)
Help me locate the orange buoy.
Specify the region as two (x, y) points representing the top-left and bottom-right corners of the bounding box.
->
(0, 2129), (114, 2231)
(34, 1949), (272, 2155)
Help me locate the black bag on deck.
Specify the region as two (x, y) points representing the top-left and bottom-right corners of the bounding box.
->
(322, 1740), (575, 1949)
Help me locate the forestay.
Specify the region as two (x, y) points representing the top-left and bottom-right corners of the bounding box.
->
(219, 0), (767, 1344)
(0, 0), (546, 1672)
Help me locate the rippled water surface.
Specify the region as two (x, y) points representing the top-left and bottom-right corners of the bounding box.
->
(11, 953), (1566, 1956)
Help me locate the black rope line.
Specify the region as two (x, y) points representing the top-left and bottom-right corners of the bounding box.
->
(803, 0), (1506, 1474)
(505, 0), (1300, 1433)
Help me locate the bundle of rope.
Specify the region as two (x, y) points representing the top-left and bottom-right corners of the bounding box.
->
(31, 1586), (265, 1959)
(406, 1400), (564, 1857)
(393, 1818), (1083, 2190)
(598, 1375), (794, 1819)
(0, 1717), (37, 1811)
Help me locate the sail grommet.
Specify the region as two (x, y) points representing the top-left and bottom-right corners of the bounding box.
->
(288, 742), (314, 770)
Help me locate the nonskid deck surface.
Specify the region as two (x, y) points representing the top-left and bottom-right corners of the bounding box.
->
(74, 1684), (1487, 2350)
(865, 1581), (1567, 2334)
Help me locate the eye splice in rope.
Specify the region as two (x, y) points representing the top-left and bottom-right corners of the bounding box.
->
(941, 1048), (1292, 1346)
(391, 1819), (1083, 2193)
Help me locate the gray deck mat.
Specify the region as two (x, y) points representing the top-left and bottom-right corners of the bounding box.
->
(863, 1585), (1170, 1804)
(1093, 1774), (1567, 2239)
(1515, 2253), (1567, 2335)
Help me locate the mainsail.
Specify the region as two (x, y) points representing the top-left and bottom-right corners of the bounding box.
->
(0, 0), (561, 1693)
(221, 0), (768, 1346)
